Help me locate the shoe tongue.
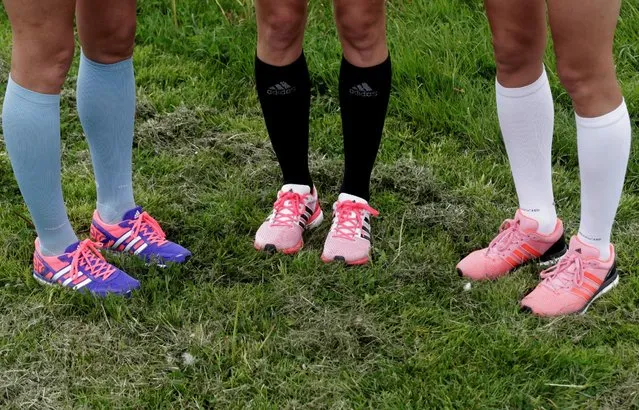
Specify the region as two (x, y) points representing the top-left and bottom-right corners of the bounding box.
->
(569, 236), (601, 259)
(515, 210), (540, 234)
(122, 206), (144, 221)
(281, 184), (311, 195)
(63, 241), (81, 254)
(337, 193), (367, 205)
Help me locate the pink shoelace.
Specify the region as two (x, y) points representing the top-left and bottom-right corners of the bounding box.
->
(131, 212), (168, 245)
(270, 191), (309, 228)
(487, 219), (526, 255)
(69, 239), (115, 281)
(540, 250), (585, 291)
(332, 201), (379, 241)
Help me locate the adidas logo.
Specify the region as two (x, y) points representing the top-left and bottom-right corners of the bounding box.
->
(267, 81), (296, 96)
(134, 210), (141, 219)
(349, 82), (378, 97)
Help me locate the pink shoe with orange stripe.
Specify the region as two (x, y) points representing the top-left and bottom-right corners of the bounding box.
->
(32, 238), (140, 297)
(456, 210), (566, 281)
(520, 236), (619, 316)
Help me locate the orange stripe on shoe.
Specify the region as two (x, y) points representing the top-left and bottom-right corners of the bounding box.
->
(513, 249), (526, 260)
(584, 272), (603, 286)
(505, 257), (519, 268)
(571, 288), (591, 301)
(582, 283), (597, 294)
(521, 244), (541, 258)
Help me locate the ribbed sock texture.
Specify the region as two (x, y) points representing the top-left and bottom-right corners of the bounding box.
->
(496, 68), (557, 234)
(77, 52), (136, 224)
(255, 53), (313, 188)
(2, 76), (78, 256)
(339, 55), (392, 201)
(577, 99), (631, 260)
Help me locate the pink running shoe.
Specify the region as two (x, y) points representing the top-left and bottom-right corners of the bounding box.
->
(254, 184), (324, 254)
(457, 210), (566, 280)
(321, 193), (379, 265)
(520, 236), (619, 316)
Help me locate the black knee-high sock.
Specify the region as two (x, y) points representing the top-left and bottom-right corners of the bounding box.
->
(255, 53), (313, 188)
(339, 55), (392, 201)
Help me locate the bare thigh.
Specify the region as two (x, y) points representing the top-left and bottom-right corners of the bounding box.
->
(76, 0), (137, 64)
(333, 0), (387, 67)
(548, 0), (623, 117)
(484, 0), (547, 87)
(256, 0), (308, 66)
(3, 0), (75, 93)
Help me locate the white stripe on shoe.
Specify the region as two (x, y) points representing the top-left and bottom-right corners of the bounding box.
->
(73, 278), (92, 290)
(134, 243), (148, 255)
(52, 266), (72, 281)
(124, 236), (141, 252)
(113, 230), (133, 248)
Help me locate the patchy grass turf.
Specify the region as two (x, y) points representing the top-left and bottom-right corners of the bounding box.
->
(0, 0), (638, 408)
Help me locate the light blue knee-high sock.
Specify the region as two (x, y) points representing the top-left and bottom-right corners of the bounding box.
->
(2, 77), (78, 256)
(77, 51), (136, 224)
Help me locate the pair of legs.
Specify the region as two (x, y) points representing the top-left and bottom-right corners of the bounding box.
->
(3, 0), (190, 295)
(255, 0), (390, 200)
(487, 0), (629, 257)
(253, 0), (391, 264)
(3, 0), (136, 255)
(458, 0), (631, 316)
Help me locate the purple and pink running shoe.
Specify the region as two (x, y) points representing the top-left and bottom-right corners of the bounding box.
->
(90, 206), (191, 266)
(32, 238), (140, 297)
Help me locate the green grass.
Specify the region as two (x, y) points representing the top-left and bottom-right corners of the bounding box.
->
(0, 0), (638, 408)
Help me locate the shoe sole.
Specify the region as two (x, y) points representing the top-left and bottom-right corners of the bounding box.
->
(321, 255), (370, 266)
(32, 271), (134, 297)
(255, 209), (324, 255)
(580, 272), (619, 315)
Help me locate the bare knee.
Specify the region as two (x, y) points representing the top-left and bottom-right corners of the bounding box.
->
(11, 35), (74, 93)
(81, 18), (136, 63)
(492, 30), (545, 87)
(335, 2), (387, 66)
(556, 57), (621, 115)
(257, 3), (306, 65)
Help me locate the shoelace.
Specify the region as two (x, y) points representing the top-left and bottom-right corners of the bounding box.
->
(487, 219), (525, 255)
(271, 191), (308, 228)
(131, 212), (168, 245)
(332, 201), (379, 241)
(70, 239), (116, 281)
(540, 250), (585, 291)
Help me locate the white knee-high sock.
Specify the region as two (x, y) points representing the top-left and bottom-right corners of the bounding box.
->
(496, 68), (557, 234)
(577, 99), (631, 260)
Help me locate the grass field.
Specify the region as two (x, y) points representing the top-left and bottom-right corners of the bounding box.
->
(0, 0), (638, 408)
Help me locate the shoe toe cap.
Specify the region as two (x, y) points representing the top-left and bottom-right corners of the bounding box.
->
(457, 250), (511, 281)
(321, 237), (370, 263)
(255, 224), (302, 250)
(520, 287), (584, 317)
(85, 270), (140, 297)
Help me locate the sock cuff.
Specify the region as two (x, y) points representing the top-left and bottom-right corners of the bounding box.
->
(6, 75), (60, 105)
(576, 99), (628, 129)
(255, 51), (310, 95)
(496, 67), (548, 98)
(255, 51), (307, 72)
(80, 50), (133, 71)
